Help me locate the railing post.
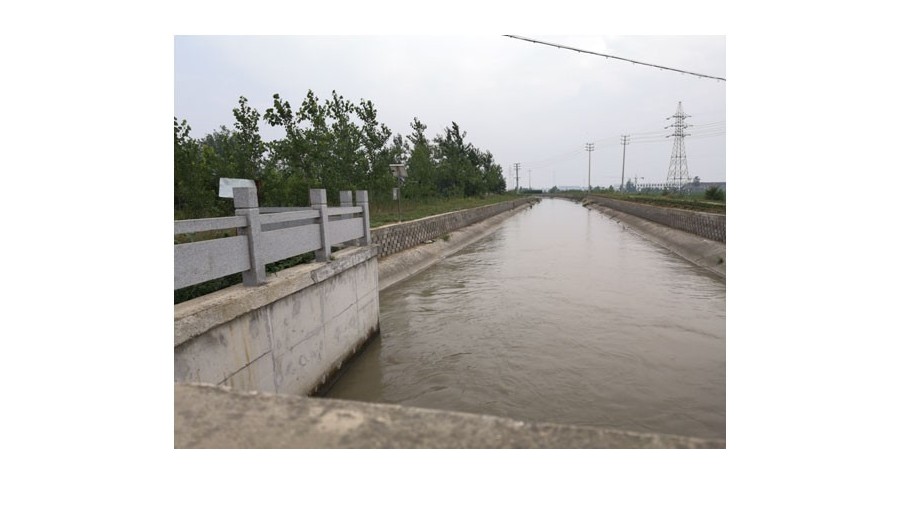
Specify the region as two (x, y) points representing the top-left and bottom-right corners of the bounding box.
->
(234, 186), (266, 286)
(311, 188), (331, 262)
(339, 190), (353, 208)
(336, 191), (353, 233)
(355, 190), (371, 246)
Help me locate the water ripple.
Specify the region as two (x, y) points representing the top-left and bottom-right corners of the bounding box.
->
(327, 199), (726, 440)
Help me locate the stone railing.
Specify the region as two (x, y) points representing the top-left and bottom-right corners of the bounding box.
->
(175, 188), (371, 290)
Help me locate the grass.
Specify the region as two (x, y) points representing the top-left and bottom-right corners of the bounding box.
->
(555, 191), (726, 214)
(368, 193), (525, 227)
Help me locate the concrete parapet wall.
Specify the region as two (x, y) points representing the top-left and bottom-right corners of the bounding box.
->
(371, 198), (539, 258)
(583, 196), (725, 243)
(175, 383), (725, 449)
(174, 246), (379, 396)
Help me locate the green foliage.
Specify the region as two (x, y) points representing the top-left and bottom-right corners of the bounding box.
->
(705, 185), (725, 201)
(175, 93), (508, 220)
(368, 194), (522, 227)
(588, 192), (726, 214)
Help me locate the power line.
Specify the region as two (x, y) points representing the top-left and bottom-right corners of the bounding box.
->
(504, 35), (726, 82)
(519, 119), (724, 167)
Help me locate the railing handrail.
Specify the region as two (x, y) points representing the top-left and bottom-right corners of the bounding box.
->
(175, 188), (371, 291)
(174, 215), (248, 235)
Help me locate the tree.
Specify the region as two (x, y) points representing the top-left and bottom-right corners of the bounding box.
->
(324, 91), (363, 193)
(433, 122), (471, 197)
(174, 117), (217, 218)
(404, 117), (437, 198)
(231, 96), (266, 181)
(177, 91), (512, 214)
(476, 149), (506, 194)
(263, 91), (330, 206)
(356, 98), (395, 199)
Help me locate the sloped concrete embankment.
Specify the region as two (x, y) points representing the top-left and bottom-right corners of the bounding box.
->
(580, 196), (726, 279)
(374, 197), (539, 291)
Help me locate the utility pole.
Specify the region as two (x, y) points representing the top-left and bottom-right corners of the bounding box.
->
(585, 143), (595, 192)
(514, 163), (521, 193)
(620, 134), (630, 192)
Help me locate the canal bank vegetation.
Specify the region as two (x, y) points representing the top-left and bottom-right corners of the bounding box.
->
(175, 93), (507, 221)
(550, 188), (725, 214)
(175, 91), (515, 303)
(369, 193), (522, 227)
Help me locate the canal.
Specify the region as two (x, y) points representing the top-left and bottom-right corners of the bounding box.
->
(324, 198), (725, 440)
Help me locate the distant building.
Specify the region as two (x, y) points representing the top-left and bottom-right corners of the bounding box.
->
(635, 182), (669, 192)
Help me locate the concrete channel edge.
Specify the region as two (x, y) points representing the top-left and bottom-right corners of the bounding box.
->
(175, 383), (725, 449)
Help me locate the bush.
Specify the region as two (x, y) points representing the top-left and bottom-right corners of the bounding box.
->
(705, 186), (725, 201)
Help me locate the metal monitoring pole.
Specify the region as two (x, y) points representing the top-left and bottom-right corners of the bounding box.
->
(390, 163), (408, 223)
(585, 143), (595, 192)
(620, 135), (630, 191)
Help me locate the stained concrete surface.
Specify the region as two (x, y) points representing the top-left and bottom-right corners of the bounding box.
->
(175, 383), (725, 449)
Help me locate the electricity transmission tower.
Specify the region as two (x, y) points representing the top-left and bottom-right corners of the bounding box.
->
(585, 143), (595, 192)
(665, 101), (692, 191)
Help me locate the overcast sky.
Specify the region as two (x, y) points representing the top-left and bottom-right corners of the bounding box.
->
(175, 35), (725, 190)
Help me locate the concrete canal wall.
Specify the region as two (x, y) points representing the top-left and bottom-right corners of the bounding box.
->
(583, 195), (725, 243)
(173, 196), (727, 448)
(374, 197), (539, 291)
(371, 198), (538, 257)
(578, 197), (726, 278)
(174, 245), (379, 396)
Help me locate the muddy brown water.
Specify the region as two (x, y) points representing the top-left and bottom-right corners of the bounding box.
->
(324, 198), (725, 440)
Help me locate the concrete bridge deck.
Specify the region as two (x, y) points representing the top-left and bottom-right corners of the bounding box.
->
(175, 383), (724, 449)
